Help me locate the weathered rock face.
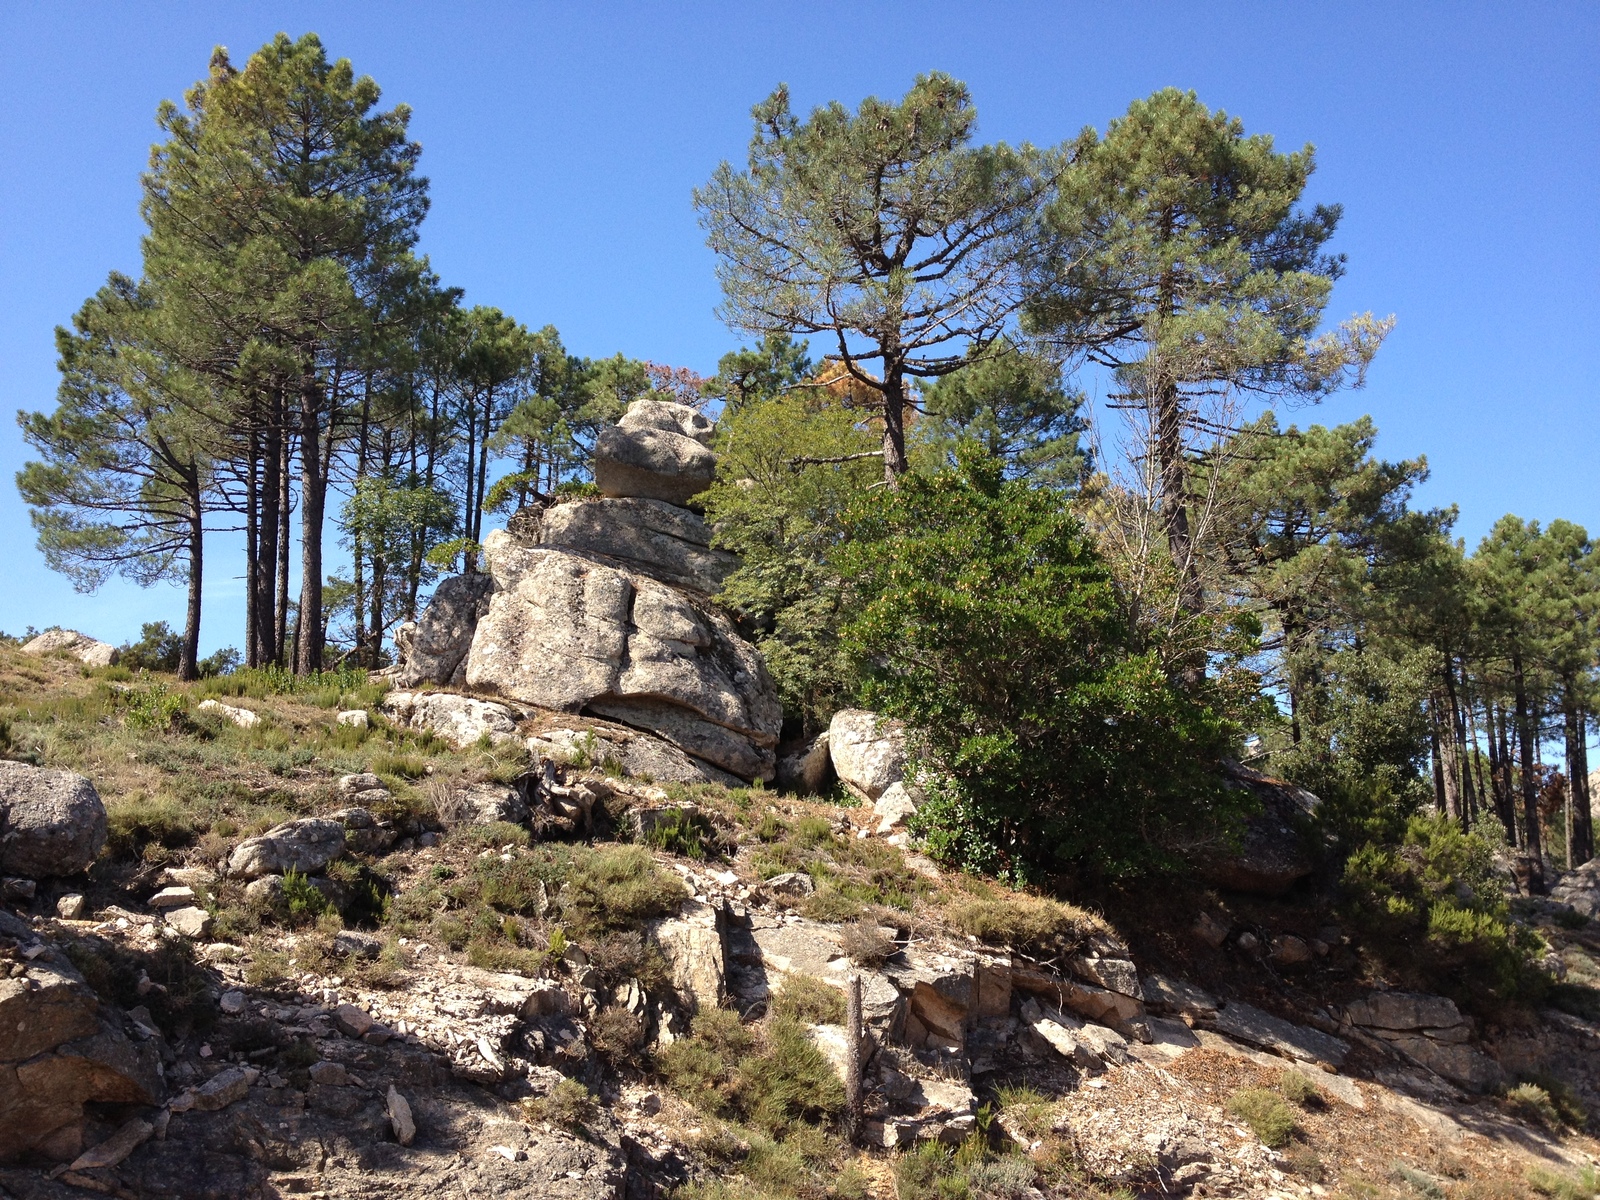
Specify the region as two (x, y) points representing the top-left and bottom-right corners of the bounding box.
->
(1551, 858), (1600, 917)
(227, 817), (346, 880)
(537, 497), (737, 595)
(0, 912), (163, 1162)
(593, 407), (718, 507)
(1341, 989), (1500, 1092)
(776, 733), (834, 795)
(528, 725), (744, 787)
(649, 899), (725, 1015)
(0, 760), (107, 878)
(383, 690), (522, 749)
(437, 783), (530, 829)
(1192, 764), (1320, 896)
(393, 573), (495, 687)
(468, 537), (780, 781)
(20, 629), (119, 668)
(828, 710), (907, 800)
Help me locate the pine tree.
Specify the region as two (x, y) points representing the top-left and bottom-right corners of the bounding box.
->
(17, 277), (215, 678)
(696, 73), (1054, 482)
(141, 34), (429, 671)
(1030, 89), (1391, 622)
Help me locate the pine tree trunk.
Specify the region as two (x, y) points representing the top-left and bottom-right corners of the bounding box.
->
(1512, 650), (1545, 890)
(880, 362), (908, 483)
(245, 426), (260, 668)
(1564, 686), (1593, 865)
(295, 370), (326, 674)
(178, 476), (204, 683)
(462, 388), (479, 573)
(260, 402), (283, 665)
(275, 436), (291, 666)
(1444, 660), (1474, 826)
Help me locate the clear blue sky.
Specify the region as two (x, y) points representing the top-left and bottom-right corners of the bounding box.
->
(0, 2), (1594, 655)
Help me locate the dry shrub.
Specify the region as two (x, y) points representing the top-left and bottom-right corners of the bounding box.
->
(838, 918), (895, 967)
(942, 887), (1105, 955)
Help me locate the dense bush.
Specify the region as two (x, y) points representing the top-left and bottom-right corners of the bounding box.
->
(1341, 814), (1546, 1006)
(838, 450), (1247, 880)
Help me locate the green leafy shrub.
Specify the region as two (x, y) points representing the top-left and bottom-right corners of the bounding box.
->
(562, 844), (687, 936)
(839, 450), (1243, 881)
(105, 793), (198, 861)
(1227, 1087), (1296, 1147)
(522, 1077), (596, 1130)
(1278, 1068), (1322, 1107)
(770, 973), (844, 1024)
(659, 998), (842, 1139)
(123, 678), (186, 732)
(1505, 1083), (1561, 1129)
(640, 806), (715, 859)
(1342, 814), (1546, 1006)
(1527, 1164), (1600, 1199)
(280, 869), (332, 925)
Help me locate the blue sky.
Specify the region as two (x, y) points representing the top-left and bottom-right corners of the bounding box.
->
(0, 2), (1594, 655)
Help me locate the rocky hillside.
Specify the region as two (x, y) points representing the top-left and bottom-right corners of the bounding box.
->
(0, 638), (1596, 1200)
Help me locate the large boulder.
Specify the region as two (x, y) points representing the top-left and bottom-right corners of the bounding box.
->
(592, 400), (718, 506)
(467, 534), (781, 781)
(0, 761), (107, 878)
(777, 733), (834, 795)
(393, 572), (495, 687)
(528, 725), (745, 787)
(828, 710), (907, 800)
(226, 817), (346, 880)
(383, 690), (521, 749)
(1551, 858), (1600, 917)
(535, 496), (738, 594)
(437, 783), (530, 829)
(20, 630), (119, 669)
(1192, 764), (1320, 896)
(0, 913), (163, 1162)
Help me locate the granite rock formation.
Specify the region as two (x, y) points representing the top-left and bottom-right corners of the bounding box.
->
(396, 398), (781, 783)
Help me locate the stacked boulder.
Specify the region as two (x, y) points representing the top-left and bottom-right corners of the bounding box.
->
(395, 399), (782, 784)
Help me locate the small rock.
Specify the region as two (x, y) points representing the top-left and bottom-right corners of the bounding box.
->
(219, 990), (247, 1016)
(336, 709), (369, 729)
(167, 1092), (196, 1114)
(362, 1025), (394, 1046)
(163, 906), (212, 938)
(158, 866), (217, 889)
(417, 832), (440, 848)
(635, 1092), (661, 1116)
(196, 698), (260, 729)
(333, 929), (385, 959)
(334, 1003), (374, 1038)
(148, 886), (196, 910)
(68, 1118), (153, 1171)
(1191, 912), (1230, 948)
(387, 1086), (416, 1146)
(488, 1145), (525, 1162)
(308, 1060), (348, 1086)
(1270, 935), (1312, 966)
(56, 893), (86, 920)
(764, 871), (815, 899)
(1234, 930), (1259, 952)
(193, 1067), (251, 1111)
